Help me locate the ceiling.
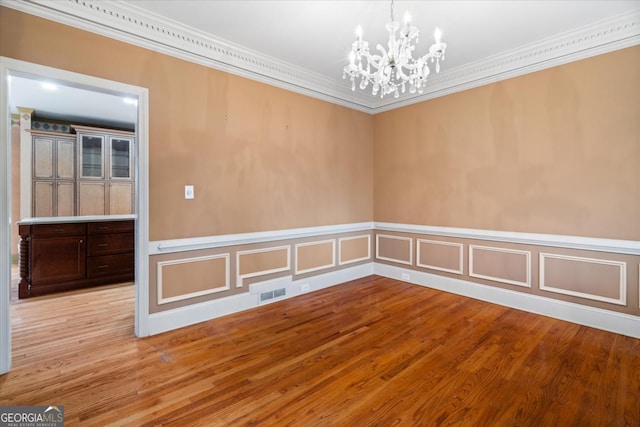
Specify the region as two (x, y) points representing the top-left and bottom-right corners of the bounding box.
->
(3, 0), (640, 116)
(125, 0), (638, 83)
(9, 75), (138, 129)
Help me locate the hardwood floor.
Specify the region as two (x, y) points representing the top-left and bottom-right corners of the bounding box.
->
(1, 274), (638, 426)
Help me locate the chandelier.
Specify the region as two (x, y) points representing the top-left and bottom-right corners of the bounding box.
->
(343, 0), (447, 98)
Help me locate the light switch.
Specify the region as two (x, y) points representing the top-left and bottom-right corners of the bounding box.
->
(185, 185), (194, 199)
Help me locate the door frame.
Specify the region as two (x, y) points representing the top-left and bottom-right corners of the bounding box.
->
(0, 57), (150, 374)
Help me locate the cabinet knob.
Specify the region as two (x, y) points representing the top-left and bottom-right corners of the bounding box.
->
(98, 243), (109, 247)
(97, 265), (109, 269)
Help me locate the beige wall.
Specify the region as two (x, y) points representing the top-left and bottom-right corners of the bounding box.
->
(2, 7), (638, 319)
(374, 46), (640, 241)
(0, 7), (374, 241)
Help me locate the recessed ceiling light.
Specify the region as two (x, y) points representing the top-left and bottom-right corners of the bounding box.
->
(123, 97), (138, 105)
(41, 82), (58, 91)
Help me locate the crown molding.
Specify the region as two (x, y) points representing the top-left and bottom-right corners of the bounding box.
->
(1, 0), (377, 113)
(2, 1), (639, 114)
(371, 10), (640, 113)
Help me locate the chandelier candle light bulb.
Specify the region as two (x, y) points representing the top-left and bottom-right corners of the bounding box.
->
(343, 0), (447, 99)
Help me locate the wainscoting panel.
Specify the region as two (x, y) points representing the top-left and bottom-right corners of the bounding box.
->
(236, 246), (290, 287)
(146, 222), (638, 335)
(295, 239), (336, 275)
(469, 245), (531, 288)
(540, 253), (627, 305)
(338, 235), (371, 265)
(417, 239), (463, 275)
(157, 254), (230, 304)
(376, 234), (413, 265)
(149, 224), (373, 314)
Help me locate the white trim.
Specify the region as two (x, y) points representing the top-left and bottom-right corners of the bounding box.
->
(294, 239), (336, 275)
(338, 234), (372, 266)
(539, 253), (627, 306)
(0, 57), (150, 374)
(134, 85), (150, 338)
(2, 1), (638, 114)
(235, 245), (291, 288)
(150, 222), (373, 255)
(374, 263), (640, 339)
(148, 263), (373, 335)
(148, 222), (638, 258)
(0, 58), (11, 374)
(157, 253), (230, 305)
(149, 291), (256, 336)
(375, 234), (413, 266)
(469, 245), (531, 288)
(18, 109), (31, 219)
(416, 239), (463, 275)
(375, 222), (640, 255)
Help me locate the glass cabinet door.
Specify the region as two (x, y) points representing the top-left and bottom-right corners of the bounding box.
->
(110, 138), (132, 179)
(80, 135), (104, 178)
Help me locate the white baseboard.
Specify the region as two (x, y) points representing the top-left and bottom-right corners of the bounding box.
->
(374, 263), (640, 339)
(148, 263), (373, 335)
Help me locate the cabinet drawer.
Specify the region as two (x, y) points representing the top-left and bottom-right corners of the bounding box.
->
(32, 223), (85, 237)
(88, 233), (134, 256)
(88, 220), (134, 235)
(87, 253), (134, 278)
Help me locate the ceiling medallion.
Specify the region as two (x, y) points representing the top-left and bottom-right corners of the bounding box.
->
(343, 0), (447, 98)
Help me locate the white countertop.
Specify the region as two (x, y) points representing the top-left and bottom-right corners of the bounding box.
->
(18, 215), (136, 225)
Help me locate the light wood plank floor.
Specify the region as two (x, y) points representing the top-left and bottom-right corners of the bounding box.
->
(1, 274), (638, 426)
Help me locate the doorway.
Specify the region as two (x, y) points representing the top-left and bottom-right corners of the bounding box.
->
(0, 57), (150, 373)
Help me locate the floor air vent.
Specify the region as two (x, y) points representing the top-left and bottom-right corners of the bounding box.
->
(259, 288), (286, 304)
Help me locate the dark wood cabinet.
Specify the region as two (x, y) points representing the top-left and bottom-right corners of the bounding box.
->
(86, 221), (134, 281)
(31, 235), (86, 284)
(87, 254), (134, 278)
(19, 219), (134, 298)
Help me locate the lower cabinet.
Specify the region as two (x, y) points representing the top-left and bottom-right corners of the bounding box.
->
(86, 221), (135, 280)
(31, 235), (86, 284)
(19, 219), (134, 298)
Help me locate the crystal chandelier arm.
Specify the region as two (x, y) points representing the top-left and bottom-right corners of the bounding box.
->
(427, 41), (447, 58)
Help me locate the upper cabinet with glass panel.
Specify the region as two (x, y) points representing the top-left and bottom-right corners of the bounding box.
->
(80, 134), (104, 178)
(71, 125), (135, 216)
(109, 137), (133, 179)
